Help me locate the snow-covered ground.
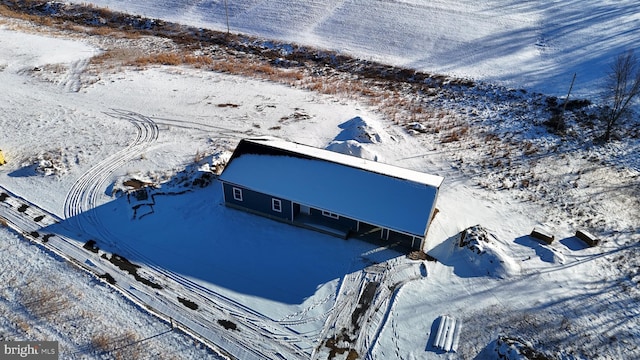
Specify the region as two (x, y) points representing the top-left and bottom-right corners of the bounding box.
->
(66, 0), (640, 99)
(0, 2), (639, 359)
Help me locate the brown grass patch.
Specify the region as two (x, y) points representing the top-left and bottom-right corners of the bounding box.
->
(184, 54), (214, 67)
(523, 141), (538, 156)
(130, 52), (182, 66)
(91, 330), (142, 359)
(20, 283), (70, 320)
(0, 5), (53, 26)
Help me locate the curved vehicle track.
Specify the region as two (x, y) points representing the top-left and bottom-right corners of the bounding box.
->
(63, 110), (159, 231)
(59, 110), (317, 359)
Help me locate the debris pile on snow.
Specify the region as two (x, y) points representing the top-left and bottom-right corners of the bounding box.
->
(19, 150), (70, 176)
(325, 139), (381, 161)
(326, 116), (388, 161)
(334, 116), (386, 144)
(433, 315), (461, 353)
(486, 336), (552, 360)
(406, 122), (429, 134)
(111, 174), (159, 197)
(36, 159), (63, 176)
(112, 150), (230, 197)
(458, 225), (520, 278)
(206, 150), (231, 175)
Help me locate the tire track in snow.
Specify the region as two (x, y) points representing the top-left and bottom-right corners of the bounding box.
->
(63, 109), (158, 232)
(61, 110), (315, 359)
(60, 58), (89, 93)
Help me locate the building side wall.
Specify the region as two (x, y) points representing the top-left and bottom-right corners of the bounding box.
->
(387, 229), (422, 250)
(306, 208), (359, 231)
(222, 182), (293, 221)
(221, 181), (428, 251)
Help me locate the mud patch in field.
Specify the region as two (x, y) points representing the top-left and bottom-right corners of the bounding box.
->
(217, 319), (238, 331)
(101, 252), (162, 289)
(323, 328), (359, 360)
(99, 272), (116, 285)
(177, 296), (198, 310)
(83, 239), (99, 253)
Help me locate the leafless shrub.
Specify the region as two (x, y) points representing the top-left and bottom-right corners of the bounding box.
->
(15, 318), (31, 333)
(193, 150), (206, 163)
(600, 50), (640, 142)
(484, 133), (501, 143)
(442, 131), (461, 143)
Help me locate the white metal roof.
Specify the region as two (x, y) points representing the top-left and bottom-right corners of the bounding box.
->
(246, 137), (444, 188)
(219, 137), (444, 236)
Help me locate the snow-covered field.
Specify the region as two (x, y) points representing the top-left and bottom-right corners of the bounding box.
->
(0, 1), (638, 359)
(65, 0), (640, 99)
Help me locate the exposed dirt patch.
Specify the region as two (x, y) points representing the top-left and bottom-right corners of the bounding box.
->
(351, 281), (378, 331)
(321, 281), (378, 359)
(408, 250), (437, 261)
(279, 109), (312, 123)
(123, 178), (153, 190)
(99, 272), (116, 285)
(217, 103), (239, 108)
(486, 336), (554, 360)
(101, 252), (162, 289)
(83, 239), (99, 253)
(217, 319), (238, 331)
(177, 297), (198, 310)
(323, 328), (359, 360)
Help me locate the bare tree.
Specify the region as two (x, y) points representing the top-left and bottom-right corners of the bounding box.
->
(600, 50), (640, 142)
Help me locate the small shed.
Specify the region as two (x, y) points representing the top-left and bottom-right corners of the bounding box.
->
(218, 137), (444, 251)
(576, 229), (600, 247)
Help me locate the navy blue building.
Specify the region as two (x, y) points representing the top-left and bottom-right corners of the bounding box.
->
(218, 137), (444, 251)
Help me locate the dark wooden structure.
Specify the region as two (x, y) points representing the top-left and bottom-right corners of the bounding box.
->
(530, 226), (555, 245)
(575, 229), (600, 247)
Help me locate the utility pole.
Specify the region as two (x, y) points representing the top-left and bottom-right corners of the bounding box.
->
(224, 0), (230, 35)
(557, 73), (577, 131)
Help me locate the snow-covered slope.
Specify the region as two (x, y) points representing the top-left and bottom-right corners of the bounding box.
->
(0, 2), (638, 360)
(72, 0), (640, 98)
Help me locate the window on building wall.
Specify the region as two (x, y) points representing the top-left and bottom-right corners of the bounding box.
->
(272, 198), (282, 213)
(322, 210), (339, 219)
(232, 187), (243, 201)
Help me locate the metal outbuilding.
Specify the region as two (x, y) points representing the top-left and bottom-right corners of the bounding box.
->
(218, 137), (444, 251)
